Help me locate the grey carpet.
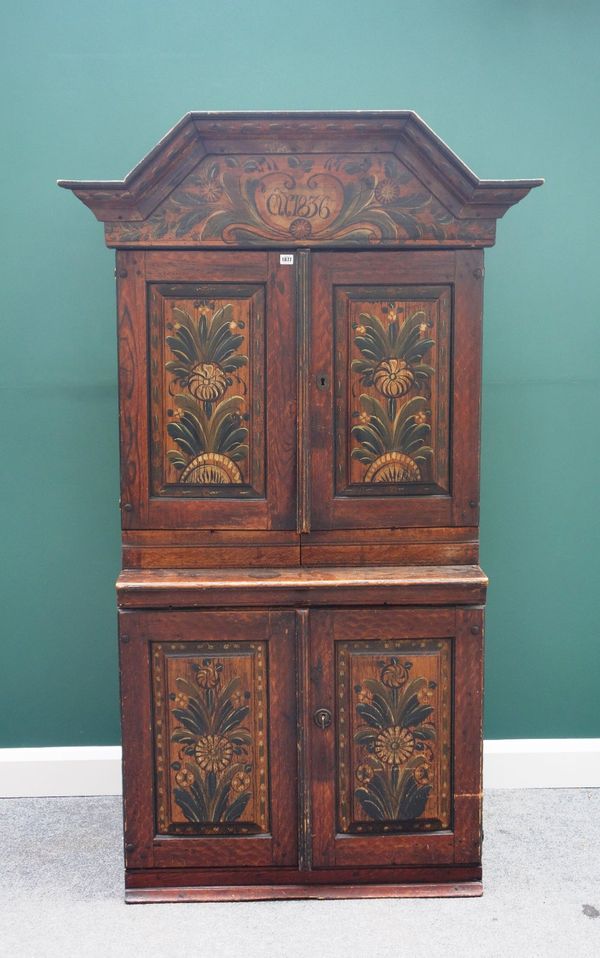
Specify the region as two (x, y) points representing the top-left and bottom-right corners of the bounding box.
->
(1, 790), (598, 957)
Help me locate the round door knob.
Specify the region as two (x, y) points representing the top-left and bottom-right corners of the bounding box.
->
(313, 707), (332, 729)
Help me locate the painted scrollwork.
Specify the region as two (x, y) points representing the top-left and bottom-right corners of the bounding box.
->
(110, 152), (487, 247)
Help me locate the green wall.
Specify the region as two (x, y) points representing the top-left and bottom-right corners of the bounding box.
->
(1, 0), (598, 746)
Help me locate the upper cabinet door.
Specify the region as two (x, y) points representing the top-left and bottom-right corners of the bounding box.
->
(118, 251), (296, 529)
(309, 251), (482, 530)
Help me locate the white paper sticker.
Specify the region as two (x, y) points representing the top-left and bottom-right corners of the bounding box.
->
(279, 254), (294, 265)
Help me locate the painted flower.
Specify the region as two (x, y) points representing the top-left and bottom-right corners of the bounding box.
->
(373, 358), (415, 398)
(356, 763), (374, 784)
(419, 322), (428, 333)
(188, 362), (228, 402)
(231, 690), (245, 708)
(417, 685), (435, 706)
(414, 411), (428, 426)
(173, 692), (189, 709)
(180, 452), (243, 485)
(175, 769), (195, 787)
(359, 411), (370, 425)
(381, 662), (408, 688)
(231, 770), (251, 793)
(139, 207), (178, 237)
(289, 217), (312, 239)
(374, 178), (401, 205)
(197, 177), (224, 203)
(355, 324), (366, 336)
(195, 734), (234, 773)
(363, 451), (422, 483)
(195, 661), (221, 689)
(374, 726), (415, 765)
(414, 763), (434, 785)
(357, 687), (374, 705)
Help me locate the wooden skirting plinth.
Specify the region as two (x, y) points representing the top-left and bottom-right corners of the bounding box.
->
(125, 880), (483, 903)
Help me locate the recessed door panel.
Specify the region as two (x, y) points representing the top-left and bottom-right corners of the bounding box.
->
(149, 285), (265, 498)
(153, 640), (270, 837)
(337, 638), (452, 835)
(336, 285), (450, 496)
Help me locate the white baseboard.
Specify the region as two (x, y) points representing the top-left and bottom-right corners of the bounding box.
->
(483, 739), (600, 788)
(0, 740), (598, 797)
(0, 746), (122, 797)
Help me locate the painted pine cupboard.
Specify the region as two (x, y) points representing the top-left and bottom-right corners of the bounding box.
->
(59, 112), (541, 901)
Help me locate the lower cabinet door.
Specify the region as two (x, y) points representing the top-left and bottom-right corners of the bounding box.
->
(119, 609), (298, 870)
(308, 607), (483, 869)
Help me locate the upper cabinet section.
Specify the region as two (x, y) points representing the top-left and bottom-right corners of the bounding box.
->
(58, 112), (542, 250)
(60, 112), (541, 558)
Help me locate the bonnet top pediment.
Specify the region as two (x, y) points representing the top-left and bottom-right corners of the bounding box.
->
(59, 111), (542, 248)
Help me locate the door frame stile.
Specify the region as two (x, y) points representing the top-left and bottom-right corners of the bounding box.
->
(296, 250), (311, 536)
(296, 608), (312, 870)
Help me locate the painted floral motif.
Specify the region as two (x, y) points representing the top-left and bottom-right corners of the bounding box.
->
(351, 306), (435, 483)
(175, 769), (195, 788)
(195, 659), (223, 689)
(353, 396), (433, 482)
(196, 170), (224, 204)
(374, 726), (415, 765)
(289, 217), (312, 239)
(194, 734), (234, 773)
(353, 657), (438, 822)
(374, 177), (402, 206)
(188, 362), (229, 402)
(356, 763), (374, 785)
(373, 358), (415, 398)
(165, 303), (249, 484)
(414, 763), (434, 785)
(381, 661), (409, 688)
(231, 770), (251, 793)
(169, 658), (254, 825)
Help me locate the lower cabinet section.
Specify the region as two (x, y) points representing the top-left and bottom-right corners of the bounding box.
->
(119, 598), (484, 899)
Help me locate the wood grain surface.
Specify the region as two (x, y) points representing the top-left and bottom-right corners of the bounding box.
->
(117, 565), (488, 608)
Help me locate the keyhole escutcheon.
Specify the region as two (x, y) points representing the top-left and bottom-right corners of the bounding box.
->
(313, 707), (332, 729)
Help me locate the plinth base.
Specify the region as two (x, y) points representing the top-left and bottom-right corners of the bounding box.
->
(126, 880), (483, 903)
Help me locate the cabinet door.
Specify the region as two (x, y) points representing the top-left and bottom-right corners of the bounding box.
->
(118, 250), (296, 529)
(309, 250), (482, 529)
(308, 607), (483, 869)
(120, 610), (297, 870)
